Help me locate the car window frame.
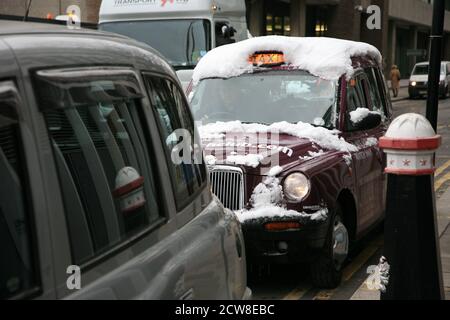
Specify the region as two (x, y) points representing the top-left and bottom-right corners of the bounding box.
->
(0, 80), (42, 300)
(32, 67), (171, 272)
(344, 71), (372, 132)
(142, 71), (208, 214)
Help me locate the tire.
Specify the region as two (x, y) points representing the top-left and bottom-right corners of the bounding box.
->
(310, 204), (349, 289)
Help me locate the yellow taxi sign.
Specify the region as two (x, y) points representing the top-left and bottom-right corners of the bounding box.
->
(248, 51), (285, 67)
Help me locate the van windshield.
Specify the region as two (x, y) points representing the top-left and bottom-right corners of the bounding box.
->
(100, 19), (211, 69)
(412, 64), (445, 75)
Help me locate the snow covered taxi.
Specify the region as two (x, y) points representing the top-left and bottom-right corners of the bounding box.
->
(188, 36), (392, 288)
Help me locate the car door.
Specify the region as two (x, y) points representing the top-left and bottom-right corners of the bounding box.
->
(341, 71), (385, 234)
(0, 80), (57, 299)
(143, 73), (242, 299)
(31, 66), (195, 300)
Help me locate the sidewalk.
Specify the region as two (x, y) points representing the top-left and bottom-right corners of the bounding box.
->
(351, 186), (450, 300)
(387, 79), (409, 102)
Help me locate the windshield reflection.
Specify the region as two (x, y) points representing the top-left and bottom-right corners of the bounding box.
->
(190, 71), (337, 128)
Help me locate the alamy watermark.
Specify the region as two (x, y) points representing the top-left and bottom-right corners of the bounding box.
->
(168, 122), (285, 170)
(66, 265), (81, 290)
(366, 5), (381, 30)
(66, 5), (81, 30)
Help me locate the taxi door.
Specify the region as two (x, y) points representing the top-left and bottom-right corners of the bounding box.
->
(341, 71), (385, 235)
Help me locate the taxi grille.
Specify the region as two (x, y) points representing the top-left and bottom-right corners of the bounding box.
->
(209, 166), (244, 211)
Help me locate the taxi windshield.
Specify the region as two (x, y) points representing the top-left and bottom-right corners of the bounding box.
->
(190, 71), (338, 128)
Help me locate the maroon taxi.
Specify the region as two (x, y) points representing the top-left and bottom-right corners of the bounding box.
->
(188, 36), (392, 288)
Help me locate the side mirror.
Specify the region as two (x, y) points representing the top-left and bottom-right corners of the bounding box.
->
(355, 112), (382, 130)
(221, 25), (236, 39)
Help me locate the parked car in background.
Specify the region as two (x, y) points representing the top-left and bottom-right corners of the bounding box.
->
(98, 0), (248, 90)
(0, 20), (250, 300)
(188, 36), (392, 289)
(409, 61), (450, 99)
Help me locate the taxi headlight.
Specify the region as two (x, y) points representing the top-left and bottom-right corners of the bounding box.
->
(410, 81), (417, 87)
(283, 173), (310, 202)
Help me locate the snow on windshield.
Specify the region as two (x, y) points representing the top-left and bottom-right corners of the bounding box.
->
(192, 36), (381, 84)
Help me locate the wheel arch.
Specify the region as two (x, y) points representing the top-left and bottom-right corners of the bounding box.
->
(337, 189), (357, 241)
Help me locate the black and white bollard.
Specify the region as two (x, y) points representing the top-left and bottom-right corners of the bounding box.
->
(379, 113), (444, 300)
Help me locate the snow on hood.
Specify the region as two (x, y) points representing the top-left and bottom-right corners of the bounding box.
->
(193, 36), (381, 84)
(199, 121), (358, 153)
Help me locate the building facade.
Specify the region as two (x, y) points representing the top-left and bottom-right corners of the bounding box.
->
(246, 0), (450, 77)
(0, 0), (102, 24)
(2, 0), (450, 77)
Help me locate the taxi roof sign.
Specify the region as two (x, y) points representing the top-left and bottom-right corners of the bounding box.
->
(248, 51), (285, 67)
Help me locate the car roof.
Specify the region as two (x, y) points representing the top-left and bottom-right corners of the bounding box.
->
(415, 61), (450, 66)
(0, 20), (114, 37)
(0, 20), (177, 80)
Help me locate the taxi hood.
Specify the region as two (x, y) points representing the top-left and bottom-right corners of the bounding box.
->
(199, 121), (356, 174)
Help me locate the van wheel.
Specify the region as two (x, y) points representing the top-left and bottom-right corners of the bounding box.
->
(310, 205), (349, 289)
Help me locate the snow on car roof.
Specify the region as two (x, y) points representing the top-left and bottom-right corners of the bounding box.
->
(192, 36), (382, 84)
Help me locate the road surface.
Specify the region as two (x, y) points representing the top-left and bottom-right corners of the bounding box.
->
(250, 96), (450, 300)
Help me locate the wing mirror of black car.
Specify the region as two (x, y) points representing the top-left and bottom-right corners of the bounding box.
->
(355, 112), (382, 130)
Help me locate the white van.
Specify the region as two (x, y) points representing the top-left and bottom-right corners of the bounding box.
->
(98, 0), (248, 89)
(409, 61), (450, 99)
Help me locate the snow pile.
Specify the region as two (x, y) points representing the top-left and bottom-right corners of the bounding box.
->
(199, 121), (358, 153)
(343, 153), (353, 166)
(226, 154), (264, 168)
(300, 150), (325, 161)
(365, 137), (379, 147)
(268, 166), (283, 177)
(205, 155), (217, 165)
(365, 256), (390, 293)
(350, 108), (381, 125)
(193, 36), (381, 84)
(236, 167), (329, 223)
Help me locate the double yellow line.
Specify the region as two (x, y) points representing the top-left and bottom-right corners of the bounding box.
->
(282, 235), (383, 300)
(435, 160), (450, 191)
(282, 161), (450, 301)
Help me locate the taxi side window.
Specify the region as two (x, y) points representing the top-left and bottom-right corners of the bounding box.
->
(346, 75), (370, 131)
(0, 82), (38, 299)
(144, 75), (207, 211)
(36, 74), (163, 265)
(365, 67), (388, 118)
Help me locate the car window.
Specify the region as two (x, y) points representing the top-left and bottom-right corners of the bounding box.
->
(35, 72), (163, 265)
(364, 67), (386, 118)
(346, 74), (370, 131)
(0, 82), (38, 299)
(144, 75), (207, 211)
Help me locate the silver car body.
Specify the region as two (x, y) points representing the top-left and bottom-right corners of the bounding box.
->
(0, 21), (249, 300)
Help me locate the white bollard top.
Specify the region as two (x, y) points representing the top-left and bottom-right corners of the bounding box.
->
(385, 113), (436, 139)
(379, 113), (441, 176)
(115, 167), (142, 189)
